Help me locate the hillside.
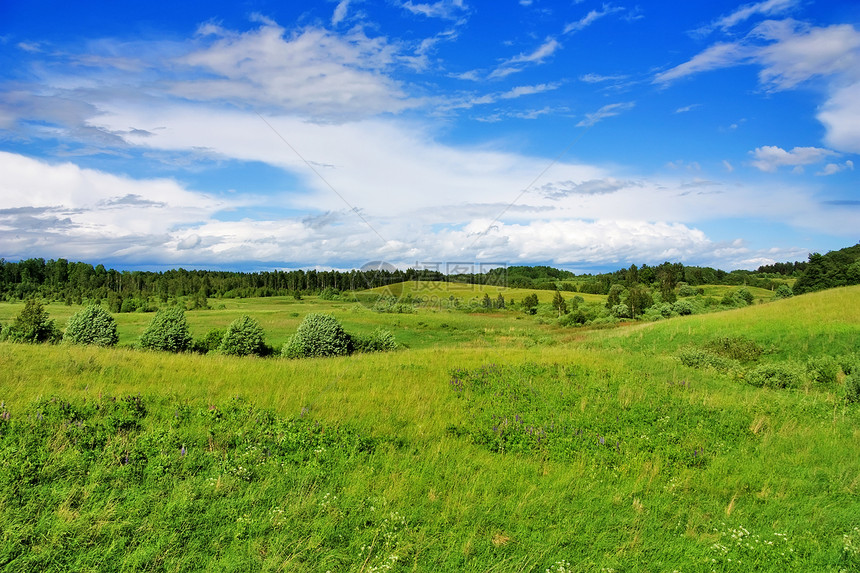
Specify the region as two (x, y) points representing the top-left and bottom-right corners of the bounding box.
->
(0, 286), (858, 571)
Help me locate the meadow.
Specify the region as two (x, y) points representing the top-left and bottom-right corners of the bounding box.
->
(0, 284), (858, 572)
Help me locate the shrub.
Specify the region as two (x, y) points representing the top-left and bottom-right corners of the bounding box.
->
(193, 328), (225, 354)
(837, 353), (858, 376)
(806, 356), (839, 386)
(677, 346), (733, 372)
(282, 313), (351, 358)
(846, 373), (860, 404)
(678, 283), (697, 297)
(139, 306), (193, 352)
(672, 300), (694, 316)
(319, 287), (339, 300)
(352, 328), (398, 353)
(1, 299), (61, 344)
(704, 336), (763, 362)
(773, 284), (793, 299)
(219, 315), (266, 357)
(736, 288), (755, 305)
(63, 305), (119, 347)
(745, 362), (805, 389)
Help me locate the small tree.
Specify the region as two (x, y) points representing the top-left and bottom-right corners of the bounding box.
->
(626, 285), (653, 318)
(3, 299), (61, 343)
(551, 290), (568, 317)
(64, 305), (119, 347)
(219, 315), (267, 357)
(139, 306), (193, 352)
(522, 293), (539, 315)
(606, 284), (625, 308)
(495, 294), (505, 309)
(282, 313), (351, 358)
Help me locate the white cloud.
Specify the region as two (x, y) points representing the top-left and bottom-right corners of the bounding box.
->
(749, 145), (838, 172)
(816, 160), (854, 176)
(580, 73), (628, 83)
(654, 42), (750, 84)
(499, 83), (560, 99)
(400, 0), (467, 20)
(818, 82), (860, 154)
(707, 0), (798, 33)
(657, 20), (860, 155)
(564, 5), (625, 34)
(674, 104), (700, 114)
(172, 23), (414, 120)
(753, 20), (860, 90)
(576, 102), (634, 127)
(332, 0), (350, 26)
(722, 160), (734, 172)
(489, 37), (560, 79)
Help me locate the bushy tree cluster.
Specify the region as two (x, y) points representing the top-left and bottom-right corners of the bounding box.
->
(63, 305), (118, 347)
(282, 313), (397, 359)
(282, 313), (351, 358)
(219, 315), (267, 357)
(139, 307), (193, 352)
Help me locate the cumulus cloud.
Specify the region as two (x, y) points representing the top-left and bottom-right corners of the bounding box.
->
(818, 81), (860, 154)
(749, 145), (838, 172)
(816, 160), (854, 176)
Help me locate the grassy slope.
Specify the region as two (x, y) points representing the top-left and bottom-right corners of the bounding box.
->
(0, 287), (858, 572)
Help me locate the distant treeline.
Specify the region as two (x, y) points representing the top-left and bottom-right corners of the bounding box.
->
(1, 242), (857, 306)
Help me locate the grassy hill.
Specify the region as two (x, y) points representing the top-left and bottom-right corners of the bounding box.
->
(0, 286), (858, 571)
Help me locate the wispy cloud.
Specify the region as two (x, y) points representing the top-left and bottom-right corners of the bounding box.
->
(580, 73), (628, 84)
(654, 42), (750, 84)
(331, 0), (350, 26)
(489, 37), (560, 79)
(698, 0), (798, 34)
(576, 102), (635, 127)
(564, 4), (625, 34)
(400, 0), (468, 20)
(674, 103), (701, 114)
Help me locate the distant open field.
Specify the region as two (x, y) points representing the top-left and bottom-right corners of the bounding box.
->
(1, 286), (858, 571)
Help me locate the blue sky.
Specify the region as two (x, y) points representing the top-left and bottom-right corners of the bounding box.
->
(1, 0), (858, 273)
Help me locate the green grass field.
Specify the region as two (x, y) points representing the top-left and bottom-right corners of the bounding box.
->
(1, 286), (858, 571)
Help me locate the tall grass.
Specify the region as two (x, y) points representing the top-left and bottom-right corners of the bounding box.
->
(0, 286), (858, 571)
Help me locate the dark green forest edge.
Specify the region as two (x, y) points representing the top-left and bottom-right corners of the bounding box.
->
(2, 243), (857, 305)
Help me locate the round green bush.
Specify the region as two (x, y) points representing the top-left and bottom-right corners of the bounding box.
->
(63, 305), (119, 347)
(219, 315), (266, 357)
(353, 328), (398, 353)
(139, 307), (193, 352)
(282, 313), (350, 359)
